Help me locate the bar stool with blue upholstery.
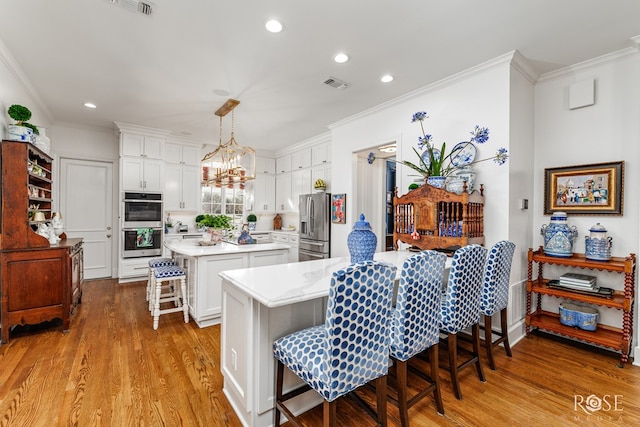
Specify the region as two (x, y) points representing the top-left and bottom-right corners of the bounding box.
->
(389, 250), (447, 425)
(440, 244), (487, 400)
(480, 240), (516, 370)
(147, 257), (176, 312)
(273, 260), (396, 427)
(151, 264), (189, 330)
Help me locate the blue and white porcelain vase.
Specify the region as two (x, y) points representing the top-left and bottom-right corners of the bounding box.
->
(452, 166), (476, 193)
(347, 213), (377, 264)
(540, 211), (578, 257)
(426, 176), (446, 189)
(585, 222), (612, 261)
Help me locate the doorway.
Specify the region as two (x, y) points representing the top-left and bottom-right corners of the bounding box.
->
(354, 143), (396, 252)
(60, 158), (114, 279)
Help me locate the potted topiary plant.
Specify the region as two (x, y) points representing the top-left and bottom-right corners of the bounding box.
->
(247, 213), (257, 231)
(6, 104), (38, 142)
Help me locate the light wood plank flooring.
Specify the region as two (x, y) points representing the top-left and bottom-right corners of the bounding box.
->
(0, 279), (638, 426)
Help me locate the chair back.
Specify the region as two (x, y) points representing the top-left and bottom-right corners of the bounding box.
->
(441, 244), (487, 333)
(390, 250), (447, 361)
(481, 240), (516, 316)
(324, 260), (396, 399)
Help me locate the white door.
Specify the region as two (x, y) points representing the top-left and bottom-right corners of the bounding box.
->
(60, 158), (114, 279)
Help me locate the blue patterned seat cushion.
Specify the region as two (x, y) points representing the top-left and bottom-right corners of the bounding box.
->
(148, 257), (175, 268)
(153, 265), (185, 279)
(440, 244), (487, 333)
(273, 260), (396, 402)
(481, 240), (516, 316)
(390, 250), (446, 361)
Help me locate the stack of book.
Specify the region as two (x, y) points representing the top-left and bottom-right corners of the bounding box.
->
(558, 272), (597, 290)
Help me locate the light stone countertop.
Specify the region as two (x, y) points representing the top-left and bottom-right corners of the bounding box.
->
(219, 251), (452, 308)
(164, 238), (290, 257)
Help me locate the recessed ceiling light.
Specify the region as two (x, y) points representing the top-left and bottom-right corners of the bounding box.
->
(380, 75), (394, 83)
(334, 53), (349, 64)
(265, 19), (283, 33)
(84, 102), (97, 109)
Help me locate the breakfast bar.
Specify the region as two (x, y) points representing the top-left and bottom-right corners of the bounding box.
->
(219, 251), (452, 427)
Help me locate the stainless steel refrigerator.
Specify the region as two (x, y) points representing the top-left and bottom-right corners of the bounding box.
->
(298, 193), (331, 261)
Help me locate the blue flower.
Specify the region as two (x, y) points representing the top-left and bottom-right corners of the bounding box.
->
(494, 148), (508, 165)
(411, 111), (428, 122)
(470, 125), (489, 144)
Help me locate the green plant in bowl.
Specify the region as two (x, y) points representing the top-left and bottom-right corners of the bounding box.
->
(247, 214), (257, 222)
(197, 214), (233, 230)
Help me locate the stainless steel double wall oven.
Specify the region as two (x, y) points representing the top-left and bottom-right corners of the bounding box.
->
(122, 192), (163, 258)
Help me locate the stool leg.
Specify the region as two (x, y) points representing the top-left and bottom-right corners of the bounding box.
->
(153, 278), (162, 330)
(148, 271), (156, 313)
(180, 275), (189, 323)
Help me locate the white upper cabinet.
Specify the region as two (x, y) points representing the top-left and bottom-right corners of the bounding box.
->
(165, 142), (200, 166)
(121, 157), (164, 192)
(256, 156), (276, 174)
(312, 142), (331, 166)
(276, 154), (292, 174)
(164, 164), (200, 212)
(291, 148), (311, 170)
(121, 133), (165, 159)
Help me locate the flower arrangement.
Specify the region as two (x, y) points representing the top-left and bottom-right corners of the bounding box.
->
(400, 111), (508, 179)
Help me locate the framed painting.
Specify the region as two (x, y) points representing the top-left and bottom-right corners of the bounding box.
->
(544, 161), (624, 215)
(331, 194), (346, 224)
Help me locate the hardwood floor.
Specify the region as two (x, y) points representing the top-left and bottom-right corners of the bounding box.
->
(0, 278), (638, 426)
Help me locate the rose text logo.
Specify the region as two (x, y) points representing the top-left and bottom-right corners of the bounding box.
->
(574, 394), (623, 415)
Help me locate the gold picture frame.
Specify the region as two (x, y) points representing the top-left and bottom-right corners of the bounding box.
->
(544, 161), (624, 215)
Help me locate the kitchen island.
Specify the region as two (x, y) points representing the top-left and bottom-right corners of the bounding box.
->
(164, 239), (290, 328)
(219, 251), (452, 427)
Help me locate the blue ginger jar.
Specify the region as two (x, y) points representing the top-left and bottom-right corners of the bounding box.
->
(540, 211), (578, 257)
(347, 213), (377, 264)
(585, 222), (612, 261)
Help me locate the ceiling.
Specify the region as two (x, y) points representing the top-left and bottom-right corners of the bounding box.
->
(1, 1), (639, 153)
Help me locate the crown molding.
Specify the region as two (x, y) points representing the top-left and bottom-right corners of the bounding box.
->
(538, 46), (639, 81)
(0, 39), (55, 124)
(510, 50), (539, 84)
(328, 51), (516, 130)
(275, 131), (331, 156)
(114, 121), (172, 137)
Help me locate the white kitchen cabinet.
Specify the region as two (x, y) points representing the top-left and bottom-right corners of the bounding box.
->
(171, 247), (289, 328)
(121, 133), (165, 159)
(256, 156), (276, 174)
(275, 172), (293, 212)
(121, 157), (164, 192)
(291, 168), (311, 207)
(312, 164), (332, 192)
(270, 232), (299, 262)
(165, 142), (200, 166)
(181, 253), (248, 328)
(312, 142), (331, 166)
(276, 154), (291, 174)
(291, 148), (311, 170)
(251, 172), (276, 212)
(164, 163), (200, 212)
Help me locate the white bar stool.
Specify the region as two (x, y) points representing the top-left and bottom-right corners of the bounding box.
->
(147, 257), (176, 312)
(151, 265), (189, 330)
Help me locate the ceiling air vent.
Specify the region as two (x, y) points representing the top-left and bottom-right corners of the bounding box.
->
(114, 0), (155, 16)
(322, 77), (350, 91)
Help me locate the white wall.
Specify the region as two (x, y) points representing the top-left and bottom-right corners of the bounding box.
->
(534, 48), (640, 363)
(329, 54), (515, 259)
(0, 41), (53, 141)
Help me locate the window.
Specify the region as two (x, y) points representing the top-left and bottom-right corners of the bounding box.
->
(201, 185), (245, 228)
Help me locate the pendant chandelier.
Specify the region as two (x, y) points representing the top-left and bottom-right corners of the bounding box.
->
(201, 99), (256, 188)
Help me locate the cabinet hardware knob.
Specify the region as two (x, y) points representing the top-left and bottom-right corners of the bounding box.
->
(107, 234), (112, 238)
